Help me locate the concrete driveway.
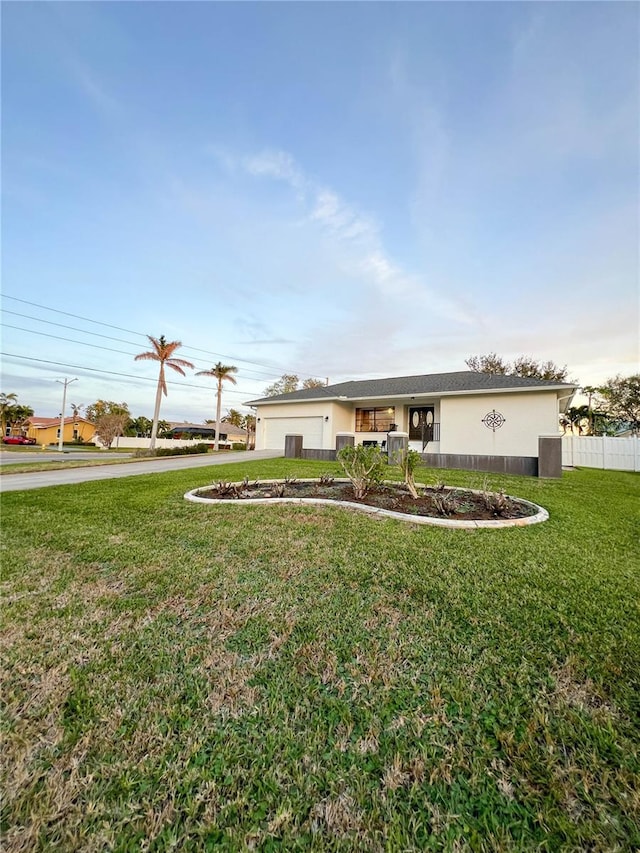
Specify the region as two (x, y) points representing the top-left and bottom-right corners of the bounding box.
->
(0, 450), (281, 492)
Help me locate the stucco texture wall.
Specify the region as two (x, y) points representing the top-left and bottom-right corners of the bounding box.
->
(255, 401), (353, 450)
(440, 392), (561, 457)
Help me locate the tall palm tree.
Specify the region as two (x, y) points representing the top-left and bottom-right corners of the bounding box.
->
(196, 362), (238, 451)
(134, 335), (194, 449)
(0, 392), (18, 437)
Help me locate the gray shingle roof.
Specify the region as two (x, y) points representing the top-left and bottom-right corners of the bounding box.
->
(246, 371), (576, 405)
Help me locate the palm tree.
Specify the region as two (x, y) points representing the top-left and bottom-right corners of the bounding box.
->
(196, 362), (238, 451)
(134, 335), (194, 449)
(0, 392), (18, 437)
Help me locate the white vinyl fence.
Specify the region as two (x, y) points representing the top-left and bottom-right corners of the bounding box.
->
(93, 436), (238, 450)
(562, 436), (640, 472)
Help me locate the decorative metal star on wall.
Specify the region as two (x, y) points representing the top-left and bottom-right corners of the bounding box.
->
(482, 410), (506, 432)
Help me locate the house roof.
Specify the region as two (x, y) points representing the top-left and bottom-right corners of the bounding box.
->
(28, 416), (94, 428)
(246, 371), (577, 405)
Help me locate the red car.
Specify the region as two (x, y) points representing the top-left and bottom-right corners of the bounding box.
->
(2, 435), (36, 445)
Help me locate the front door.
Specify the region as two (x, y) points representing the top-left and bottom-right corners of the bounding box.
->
(408, 406), (435, 450)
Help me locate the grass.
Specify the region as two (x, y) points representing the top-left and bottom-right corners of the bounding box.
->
(1, 460), (639, 851)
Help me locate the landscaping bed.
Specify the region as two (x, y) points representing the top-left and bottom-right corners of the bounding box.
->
(189, 478), (544, 525)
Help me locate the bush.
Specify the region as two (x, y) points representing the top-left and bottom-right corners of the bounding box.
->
(337, 444), (386, 500)
(232, 443), (246, 451)
(133, 444), (210, 458)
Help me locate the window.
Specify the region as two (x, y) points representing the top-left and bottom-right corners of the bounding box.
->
(56, 428), (61, 438)
(355, 407), (395, 432)
(73, 429), (79, 439)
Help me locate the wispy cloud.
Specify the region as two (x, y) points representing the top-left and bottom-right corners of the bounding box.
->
(230, 146), (477, 328)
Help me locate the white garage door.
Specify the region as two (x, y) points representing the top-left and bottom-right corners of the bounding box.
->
(263, 417), (324, 450)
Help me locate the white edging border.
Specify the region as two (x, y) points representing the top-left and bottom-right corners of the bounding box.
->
(184, 478), (549, 529)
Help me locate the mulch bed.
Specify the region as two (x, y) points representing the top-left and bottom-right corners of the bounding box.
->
(197, 480), (538, 521)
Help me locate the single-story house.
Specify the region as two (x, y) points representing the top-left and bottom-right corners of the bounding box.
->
(168, 422), (248, 446)
(246, 371), (577, 475)
(26, 416), (97, 445)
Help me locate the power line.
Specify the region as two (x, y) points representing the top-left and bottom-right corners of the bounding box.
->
(0, 321), (282, 382)
(0, 352), (257, 398)
(1, 294), (323, 379)
(1, 309), (285, 382)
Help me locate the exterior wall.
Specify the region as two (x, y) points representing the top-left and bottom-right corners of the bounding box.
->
(439, 392), (560, 458)
(255, 401), (352, 450)
(256, 391), (561, 459)
(28, 421), (96, 445)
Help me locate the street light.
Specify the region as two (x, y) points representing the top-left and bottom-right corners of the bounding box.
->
(55, 378), (77, 452)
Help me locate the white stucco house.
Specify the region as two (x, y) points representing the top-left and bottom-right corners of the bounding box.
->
(246, 371), (577, 475)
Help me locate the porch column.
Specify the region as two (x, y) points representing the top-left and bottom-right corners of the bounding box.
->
(387, 431), (408, 465)
(538, 435), (562, 478)
(335, 433), (355, 452)
(284, 434), (303, 459)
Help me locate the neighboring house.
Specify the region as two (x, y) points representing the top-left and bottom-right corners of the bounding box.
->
(26, 416), (97, 445)
(168, 422), (248, 446)
(247, 371), (577, 464)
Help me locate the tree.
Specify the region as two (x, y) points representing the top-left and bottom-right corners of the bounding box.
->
(466, 353), (569, 382)
(264, 375), (327, 396)
(597, 374), (640, 435)
(127, 415), (153, 437)
(0, 392), (19, 436)
(264, 374), (300, 397)
(85, 400), (130, 422)
(243, 414), (256, 450)
(196, 362), (238, 451)
(70, 403), (84, 420)
(562, 405), (590, 435)
(94, 413), (130, 449)
(222, 408), (245, 428)
(6, 403), (34, 436)
(134, 335), (194, 450)
(465, 354), (509, 375)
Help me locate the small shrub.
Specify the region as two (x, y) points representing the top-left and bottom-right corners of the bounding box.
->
(337, 444), (386, 500)
(215, 480), (248, 498)
(482, 487), (510, 517)
(284, 475), (298, 485)
(153, 443), (210, 457)
(400, 448), (422, 499)
(232, 443), (246, 451)
(271, 483), (287, 497)
(432, 489), (459, 516)
(318, 473), (334, 486)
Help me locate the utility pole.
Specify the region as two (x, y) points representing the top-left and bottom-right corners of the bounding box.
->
(56, 378), (77, 452)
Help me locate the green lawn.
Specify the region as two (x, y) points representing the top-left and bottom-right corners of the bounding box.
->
(2, 461), (638, 851)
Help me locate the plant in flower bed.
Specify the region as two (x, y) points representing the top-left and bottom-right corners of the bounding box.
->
(197, 446), (537, 521)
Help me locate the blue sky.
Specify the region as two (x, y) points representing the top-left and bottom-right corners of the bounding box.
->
(2, 2), (638, 422)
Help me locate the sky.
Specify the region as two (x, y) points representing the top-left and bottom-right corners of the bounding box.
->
(2, 1), (638, 423)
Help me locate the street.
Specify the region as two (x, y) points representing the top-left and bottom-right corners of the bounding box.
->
(0, 450), (281, 492)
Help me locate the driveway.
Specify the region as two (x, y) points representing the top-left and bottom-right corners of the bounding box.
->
(0, 450), (281, 492)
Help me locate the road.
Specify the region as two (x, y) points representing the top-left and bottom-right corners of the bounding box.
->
(0, 450), (132, 465)
(0, 450), (281, 492)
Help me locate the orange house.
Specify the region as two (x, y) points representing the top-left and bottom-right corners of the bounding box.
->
(26, 416), (97, 446)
